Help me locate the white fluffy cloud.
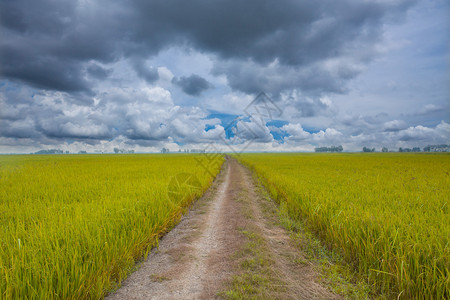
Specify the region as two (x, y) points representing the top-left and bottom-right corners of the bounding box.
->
(383, 120), (408, 132)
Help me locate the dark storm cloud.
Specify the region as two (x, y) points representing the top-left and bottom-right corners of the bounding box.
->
(212, 60), (361, 95)
(132, 60), (159, 83)
(131, 0), (414, 94)
(172, 74), (213, 96)
(0, 0), (126, 92)
(87, 63), (112, 80)
(132, 0), (409, 65)
(0, 0), (414, 95)
(0, 45), (91, 92)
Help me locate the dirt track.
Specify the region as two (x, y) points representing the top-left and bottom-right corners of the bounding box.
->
(106, 158), (339, 299)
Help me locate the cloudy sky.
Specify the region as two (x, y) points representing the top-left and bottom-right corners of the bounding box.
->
(0, 0), (449, 153)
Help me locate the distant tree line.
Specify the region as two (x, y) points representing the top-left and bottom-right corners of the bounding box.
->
(163, 148), (207, 153)
(33, 148), (137, 154)
(398, 147), (421, 152)
(363, 144), (449, 153)
(423, 144), (449, 152)
(179, 149), (206, 153)
(34, 149), (69, 154)
(314, 145), (343, 152)
(113, 148), (135, 154)
(397, 145), (449, 152)
(362, 147), (375, 152)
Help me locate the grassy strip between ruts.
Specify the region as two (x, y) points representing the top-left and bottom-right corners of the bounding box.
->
(221, 161), (368, 299)
(220, 189), (287, 299)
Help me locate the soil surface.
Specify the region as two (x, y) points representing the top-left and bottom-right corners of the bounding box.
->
(106, 158), (340, 299)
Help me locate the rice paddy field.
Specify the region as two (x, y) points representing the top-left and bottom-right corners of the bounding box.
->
(0, 154), (223, 299)
(238, 153), (449, 298)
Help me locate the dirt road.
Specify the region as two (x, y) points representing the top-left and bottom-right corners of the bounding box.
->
(106, 159), (339, 299)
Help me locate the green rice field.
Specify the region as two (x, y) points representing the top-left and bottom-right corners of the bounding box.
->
(239, 153), (449, 299)
(0, 154), (223, 299)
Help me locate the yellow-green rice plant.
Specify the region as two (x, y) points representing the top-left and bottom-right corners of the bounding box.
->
(238, 153), (449, 299)
(0, 154), (223, 299)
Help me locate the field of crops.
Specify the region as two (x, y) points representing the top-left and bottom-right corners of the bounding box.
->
(0, 154), (223, 299)
(238, 153), (449, 298)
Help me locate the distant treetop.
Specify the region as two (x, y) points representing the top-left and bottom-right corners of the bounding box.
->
(314, 145), (343, 152)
